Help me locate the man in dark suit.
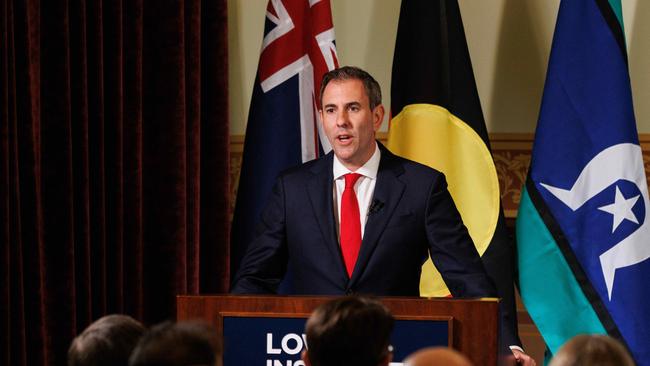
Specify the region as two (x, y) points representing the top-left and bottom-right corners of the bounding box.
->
(232, 66), (534, 365)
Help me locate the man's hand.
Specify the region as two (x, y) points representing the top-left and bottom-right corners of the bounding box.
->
(511, 348), (536, 366)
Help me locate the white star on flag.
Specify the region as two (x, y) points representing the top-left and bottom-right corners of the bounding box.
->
(598, 185), (640, 233)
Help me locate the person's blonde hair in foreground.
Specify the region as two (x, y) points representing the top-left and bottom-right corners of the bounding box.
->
(548, 334), (635, 366)
(403, 347), (473, 366)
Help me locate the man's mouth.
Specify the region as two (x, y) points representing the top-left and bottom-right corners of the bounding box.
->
(337, 135), (352, 142)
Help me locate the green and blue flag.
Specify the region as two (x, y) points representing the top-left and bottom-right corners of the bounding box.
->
(517, 0), (650, 363)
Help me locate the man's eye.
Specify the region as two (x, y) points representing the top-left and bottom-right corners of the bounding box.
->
(349, 106), (359, 112)
(325, 108), (335, 113)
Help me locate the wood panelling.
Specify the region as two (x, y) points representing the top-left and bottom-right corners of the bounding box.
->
(229, 133), (650, 220)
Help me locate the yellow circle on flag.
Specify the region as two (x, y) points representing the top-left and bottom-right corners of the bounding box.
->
(388, 104), (500, 297)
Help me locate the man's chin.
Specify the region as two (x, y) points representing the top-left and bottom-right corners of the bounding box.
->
(332, 150), (355, 163)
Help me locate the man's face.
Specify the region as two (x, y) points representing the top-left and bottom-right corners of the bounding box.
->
(320, 79), (384, 171)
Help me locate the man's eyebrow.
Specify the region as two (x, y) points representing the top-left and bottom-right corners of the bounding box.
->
(322, 101), (362, 109)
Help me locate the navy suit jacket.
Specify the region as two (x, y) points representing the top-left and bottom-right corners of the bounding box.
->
(232, 144), (496, 298)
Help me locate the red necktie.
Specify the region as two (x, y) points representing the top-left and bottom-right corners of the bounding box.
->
(341, 173), (362, 277)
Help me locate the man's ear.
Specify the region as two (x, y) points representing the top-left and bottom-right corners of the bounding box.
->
(301, 350), (312, 366)
(372, 104), (385, 131)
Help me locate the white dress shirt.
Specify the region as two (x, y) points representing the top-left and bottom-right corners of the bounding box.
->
(332, 142), (381, 239)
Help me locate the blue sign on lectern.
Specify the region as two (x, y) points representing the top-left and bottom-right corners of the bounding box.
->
(223, 315), (450, 365)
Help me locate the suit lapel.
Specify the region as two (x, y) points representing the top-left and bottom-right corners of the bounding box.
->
(350, 146), (405, 285)
(307, 153), (348, 282)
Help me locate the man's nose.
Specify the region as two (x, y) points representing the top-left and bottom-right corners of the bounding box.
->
(336, 110), (350, 127)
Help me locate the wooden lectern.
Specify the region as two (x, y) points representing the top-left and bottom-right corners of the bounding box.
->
(177, 295), (499, 365)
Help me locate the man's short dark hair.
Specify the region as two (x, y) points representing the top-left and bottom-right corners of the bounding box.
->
(305, 296), (394, 366)
(129, 320), (221, 366)
(320, 66), (382, 109)
(68, 314), (146, 366)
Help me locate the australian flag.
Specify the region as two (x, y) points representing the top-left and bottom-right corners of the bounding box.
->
(516, 0), (650, 364)
(230, 0), (338, 285)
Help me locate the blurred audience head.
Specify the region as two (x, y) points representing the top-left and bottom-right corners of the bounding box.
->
(68, 314), (146, 366)
(548, 334), (634, 366)
(302, 296), (394, 366)
(403, 347), (473, 366)
(129, 320), (221, 366)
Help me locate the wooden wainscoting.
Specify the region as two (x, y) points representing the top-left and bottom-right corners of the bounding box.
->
(231, 133), (650, 219)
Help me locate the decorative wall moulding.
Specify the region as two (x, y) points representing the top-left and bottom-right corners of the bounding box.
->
(229, 133), (650, 220)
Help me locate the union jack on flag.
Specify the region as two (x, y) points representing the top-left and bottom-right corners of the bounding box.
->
(231, 0), (339, 282)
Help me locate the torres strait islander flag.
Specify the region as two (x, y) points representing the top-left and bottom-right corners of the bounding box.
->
(230, 0), (338, 283)
(517, 0), (650, 363)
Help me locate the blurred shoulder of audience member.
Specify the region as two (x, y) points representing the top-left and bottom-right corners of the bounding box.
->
(548, 334), (635, 366)
(129, 320), (221, 366)
(68, 314), (146, 366)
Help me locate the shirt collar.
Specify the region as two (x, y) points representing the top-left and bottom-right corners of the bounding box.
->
(333, 142), (381, 180)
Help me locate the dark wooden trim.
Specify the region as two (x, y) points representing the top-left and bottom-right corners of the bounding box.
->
(177, 295), (500, 365)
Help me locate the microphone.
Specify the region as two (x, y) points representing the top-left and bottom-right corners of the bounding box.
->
(367, 200), (384, 216)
